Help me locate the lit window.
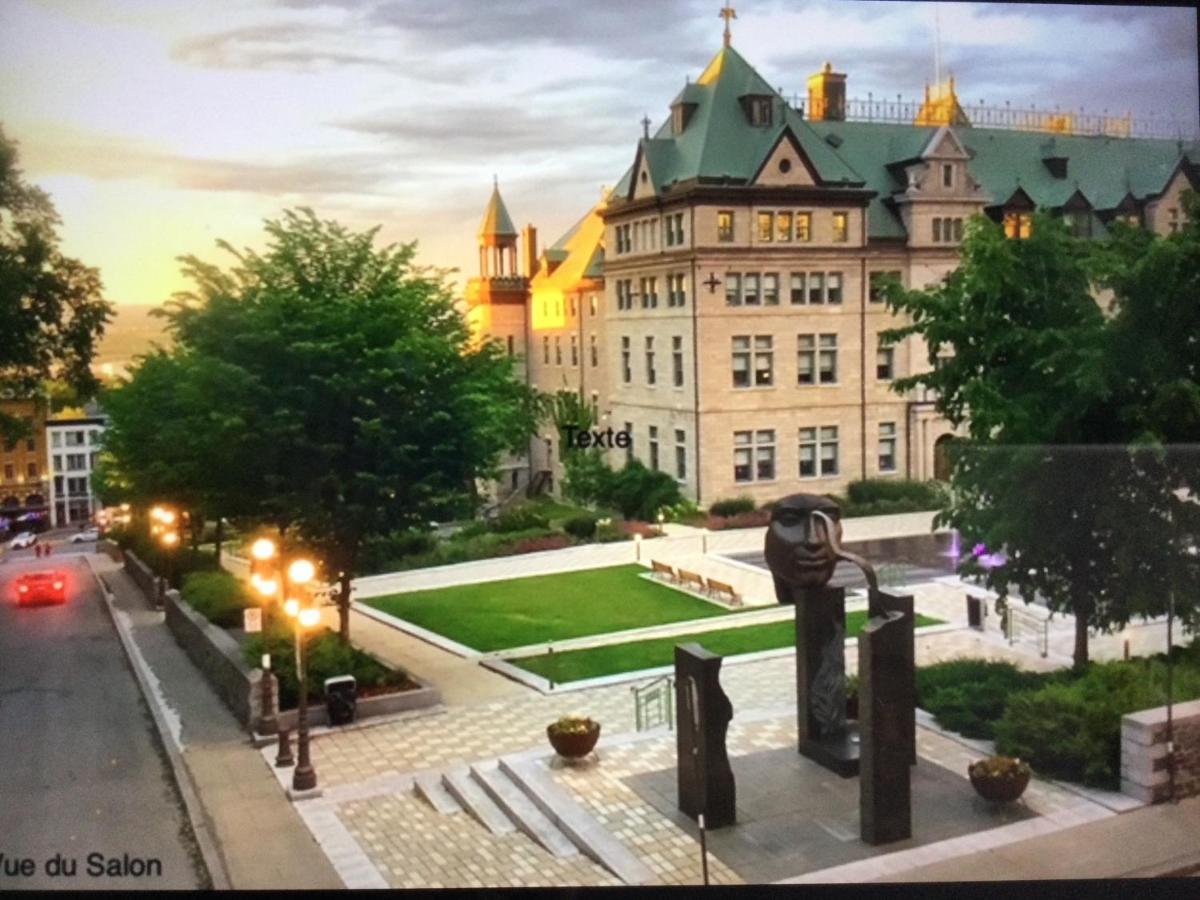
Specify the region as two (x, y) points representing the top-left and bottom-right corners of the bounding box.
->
(718, 211), (734, 242)
(796, 212), (812, 242)
(776, 212), (793, 242)
(757, 211), (773, 242)
(833, 212), (848, 242)
(1004, 212), (1033, 239)
(753, 336), (774, 386)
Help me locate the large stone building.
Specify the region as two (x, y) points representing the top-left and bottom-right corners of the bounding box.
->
(464, 39), (1199, 510)
(46, 405), (107, 527)
(0, 396), (50, 533)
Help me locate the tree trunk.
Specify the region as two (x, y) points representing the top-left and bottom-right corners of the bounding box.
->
(338, 570), (352, 644)
(190, 513), (201, 552)
(214, 518), (224, 562)
(1073, 607), (1090, 670)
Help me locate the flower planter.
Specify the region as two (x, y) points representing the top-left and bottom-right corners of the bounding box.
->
(968, 756), (1031, 803)
(547, 718), (600, 758)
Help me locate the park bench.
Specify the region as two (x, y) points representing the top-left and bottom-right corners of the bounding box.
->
(677, 568), (705, 593)
(650, 559), (677, 582)
(705, 578), (742, 607)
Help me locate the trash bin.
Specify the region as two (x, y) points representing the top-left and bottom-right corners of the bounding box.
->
(324, 676), (357, 726)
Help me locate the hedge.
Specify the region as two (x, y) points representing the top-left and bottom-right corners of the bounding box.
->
(181, 571), (256, 629)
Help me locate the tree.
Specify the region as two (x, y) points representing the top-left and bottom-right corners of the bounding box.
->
(539, 389), (613, 504)
(156, 208), (539, 640)
(0, 125), (112, 440)
(883, 212), (1120, 668)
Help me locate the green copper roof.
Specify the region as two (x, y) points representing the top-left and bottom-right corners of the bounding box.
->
(477, 183), (517, 239)
(624, 46), (864, 193)
(583, 245), (604, 279)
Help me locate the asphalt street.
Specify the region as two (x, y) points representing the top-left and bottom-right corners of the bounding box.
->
(0, 546), (204, 890)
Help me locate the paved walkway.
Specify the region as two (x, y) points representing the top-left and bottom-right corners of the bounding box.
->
(90, 555), (343, 890)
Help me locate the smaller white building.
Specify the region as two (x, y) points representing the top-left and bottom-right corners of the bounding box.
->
(46, 410), (106, 528)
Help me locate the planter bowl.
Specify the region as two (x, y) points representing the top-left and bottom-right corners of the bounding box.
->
(969, 761), (1031, 803)
(547, 721), (601, 758)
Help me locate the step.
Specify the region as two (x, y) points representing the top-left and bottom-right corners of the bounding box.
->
(443, 767), (515, 835)
(499, 757), (655, 885)
(469, 762), (578, 858)
(414, 772), (462, 815)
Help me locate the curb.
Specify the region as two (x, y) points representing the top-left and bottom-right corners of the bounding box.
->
(84, 555), (233, 891)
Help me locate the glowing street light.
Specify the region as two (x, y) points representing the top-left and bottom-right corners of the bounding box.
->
(251, 538), (277, 561)
(288, 559), (315, 585)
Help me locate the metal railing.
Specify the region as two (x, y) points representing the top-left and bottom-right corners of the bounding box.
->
(632, 674), (675, 732)
(791, 94), (1196, 141)
(1004, 604), (1049, 658)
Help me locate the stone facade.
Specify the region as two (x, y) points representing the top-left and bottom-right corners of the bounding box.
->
(1120, 698), (1200, 803)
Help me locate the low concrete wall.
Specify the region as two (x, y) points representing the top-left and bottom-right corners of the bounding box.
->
(124, 549), (160, 607)
(1121, 698), (1200, 803)
(164, 587), (268, 730)
(274, 679), (441, 732)
(96, 539), (123, 563)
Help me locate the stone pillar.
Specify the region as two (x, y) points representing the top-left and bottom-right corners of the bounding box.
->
(674, 643), (736, 828)
(869, 589), (916, 765)
(795, 585), (858, 776)
(860, 610), (914, 845)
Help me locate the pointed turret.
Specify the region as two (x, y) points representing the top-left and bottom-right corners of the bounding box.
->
(478, 177), (518, 243)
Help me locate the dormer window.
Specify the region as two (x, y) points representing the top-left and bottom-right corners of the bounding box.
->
(672, 102), (697, 135)
(742, 95), (773, 127)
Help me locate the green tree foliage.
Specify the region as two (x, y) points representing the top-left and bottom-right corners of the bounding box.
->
(121, 208), (538, 641)
(882, 209), (1200, 667)
(0, 126), (112, 439)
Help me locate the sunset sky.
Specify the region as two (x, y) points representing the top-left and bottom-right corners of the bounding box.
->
(2, 0), (1197, 306)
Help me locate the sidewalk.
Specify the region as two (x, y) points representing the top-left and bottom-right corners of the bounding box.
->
(90, 555), (343, 890)
(885, 795), (1200, 881)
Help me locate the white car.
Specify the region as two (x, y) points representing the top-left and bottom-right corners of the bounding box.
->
(70, 529), (101, 543)
(9, 532), (38, 549)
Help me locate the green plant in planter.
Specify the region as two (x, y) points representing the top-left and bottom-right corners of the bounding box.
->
(968, 755), (1032, 802)
(546, 715), (601, 759)
(548, 715), (598, 736)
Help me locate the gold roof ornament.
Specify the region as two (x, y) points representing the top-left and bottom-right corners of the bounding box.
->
(719, 3), (737, 48)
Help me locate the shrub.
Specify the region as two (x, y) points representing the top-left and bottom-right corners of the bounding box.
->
(562, 514), (598, 540)
(594, 521), (632, 543)
(182, 571), (255, 628)
(359, 529), (439, 573)
(916, 659), (1061, 740)
(705, 509), (771, 530)
(563, 450), (617, 506)
(607, 461), (682, 521)
(493, 507), (551, 533)
(507, 534), (573, 554)
(709, 496), (756, 517)
(846, 479), (941, 506)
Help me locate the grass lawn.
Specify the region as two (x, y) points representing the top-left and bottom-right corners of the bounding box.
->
(523, 497), (616, 526)
(512, 611), (944, 683)
(364, 565), (744, 652)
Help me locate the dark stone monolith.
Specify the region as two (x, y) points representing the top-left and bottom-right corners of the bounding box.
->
(674, 643), (736, 828)
(869, 588), (916, 765)
(859, 610), (915, 845)
(794, 584), (859, 777)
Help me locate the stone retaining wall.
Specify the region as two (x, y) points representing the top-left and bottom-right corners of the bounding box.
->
(1121, 698), (1200, 803)
(124, 549), (159, 606)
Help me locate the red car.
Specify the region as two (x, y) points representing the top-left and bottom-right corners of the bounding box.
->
(15, 571), (67, 606)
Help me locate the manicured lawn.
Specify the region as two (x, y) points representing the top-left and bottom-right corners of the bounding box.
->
(512, 611), (944, 683)
(364, 565), (744, 652)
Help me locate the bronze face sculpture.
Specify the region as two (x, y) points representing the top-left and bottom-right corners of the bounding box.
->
(765, 494), (844, 597)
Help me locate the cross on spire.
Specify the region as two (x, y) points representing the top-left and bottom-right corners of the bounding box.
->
(641, 114), (652, 139)
(719, 3), (736, 47)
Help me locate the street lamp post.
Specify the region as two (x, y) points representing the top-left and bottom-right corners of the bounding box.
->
(151, 505), (179, 604)
(250, 537), (280, 736)
(285, 558), (319, 793)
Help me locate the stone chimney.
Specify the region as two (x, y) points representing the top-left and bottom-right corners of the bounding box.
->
(807, 61), (846, 122)
(521, 224), (538, 279)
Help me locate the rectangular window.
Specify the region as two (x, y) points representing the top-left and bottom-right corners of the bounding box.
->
(590, 295), (597, 316)
(674, 213), (685, 245)
(51, 432), (62, 449)
(776, 211), (792, 242)
(645, 336), (656, 385)
(543, 336), (550, 364)
(590, 335), (598, 367)
(743, 273), (760, 306)
(25, 438), (35, 452)
(818, 334), (838, 384)
(753, 335), (774, 387)
(790, 272), (806, 304)
(932, 217), (942, 242)
(570, 335), (578, 366)
(1168, 208), (1180, 234)
(625, 422), (634, 463)
(27, 462), (37, 478)
(799, 427), (817, 477)
(756, 430), (776, 480)
(649, 425), (659, 470)
(675, 429), (687, 480)
(67, 453), (86, 471)
(869, 270), (901, 303)
(763, 273), (779, 306)
(621, 336), (631, 383)
(826, 272), (843, 304)
(672, 335), (684, 387)
(717, 210), (734, 242)
(732, 336), (751, 388)
(734, 430), (775, 482)
(942, 163), (953, 188)
(879, 422), (897, 472)
(53, 454), (62, 474)
(734, 431), (753, 483)
(648, 276), (658, 307)
(1004, 212), (1032, 239)
(640, 277), (650, 309)
(819, 426), (839, 475)
(953, 218), (964, 241)
(808, 272), (824, 304)
(569, 296), (576, 317)
(726, 272), (741, 306)
(554, 336), (562, 365)
(757, 211), (773, 242)
(665, 217), (675, 246)
(797, 335), (815, 385)
(832, 211), (848, 242)
(796, 212), (812, 242)
(877, 341), (895, 380)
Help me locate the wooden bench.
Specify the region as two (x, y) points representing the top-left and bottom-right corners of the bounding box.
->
(650, 559), (677, 582)
(705, 578), (742, 607)
(676, 568), (705, 592)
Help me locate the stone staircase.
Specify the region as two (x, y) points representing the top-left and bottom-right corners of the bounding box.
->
(412, 755), (654, 885)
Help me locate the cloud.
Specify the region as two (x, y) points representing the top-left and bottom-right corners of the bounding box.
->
(171, 22), (391, 70)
